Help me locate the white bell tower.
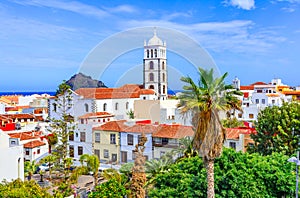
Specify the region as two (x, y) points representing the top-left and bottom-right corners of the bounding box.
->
(143, 29), (167, 100)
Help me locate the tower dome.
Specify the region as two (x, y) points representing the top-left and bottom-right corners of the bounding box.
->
(148, 29), (163, 46)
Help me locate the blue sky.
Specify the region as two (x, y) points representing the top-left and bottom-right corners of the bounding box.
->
(0, 0), (299, 91)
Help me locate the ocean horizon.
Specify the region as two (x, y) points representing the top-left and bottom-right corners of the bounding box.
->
(0, 91), (56, 96)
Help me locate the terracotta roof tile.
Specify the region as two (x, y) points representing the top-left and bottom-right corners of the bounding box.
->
(0, 113), (36, 120)
(153, 124), (194, 139)
(226, 127), (256, 140)
(240, 82), (268, 90)
(93, 120), (127, 131)
(124, 124), (158, 133)
(79, 112), (114, 119)
(23, 140), (46, 148)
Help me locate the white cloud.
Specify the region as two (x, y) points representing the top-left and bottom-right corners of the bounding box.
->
(106, 5), (137, 13)
(224, 0), (255, 10)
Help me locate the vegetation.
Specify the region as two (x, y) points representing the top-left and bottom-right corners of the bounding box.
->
(0, 179), (52, 198)
(249, 102), (300, 156)
(88, 179), (128, 198)
(221, 117), (244, 128)
(178, 67), (239, 197)
(148, 148), (295, 197)
(79, 154), (100, 186)
(24, 161), (37, 180)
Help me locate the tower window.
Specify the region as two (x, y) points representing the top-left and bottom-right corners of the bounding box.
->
(147, 50), (149, 58)
(154, 49), (157, 57)
(162, 62), (165, 70)
(149, 85), (154, 89)
(151, 49), (153, 58)
(149, 73), (154, 82)
(163, 85), (166, 94)
(162, 73), (166, 82)
(149, 61), (154, 69)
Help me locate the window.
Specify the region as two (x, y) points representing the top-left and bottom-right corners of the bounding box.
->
(80, 132), (86, 142)
(249, 114), (254, 119)
(162, 73), (166, 82)
(149, 85), (154, 89)
(272, 100), (275, 104)
(126, 102), (129, 110)
(132, 150), (136, 160)
(53, 103), (57, 112)
(25, 149), (30, 155)
(115, 103), (118, 110)
(84, 103), (89, 112)
(162, 138), (168, 145)
(138, 135), (142, 144)
(103, 103), (107, 111)
(229, 142), (236, 149)
(95, 133), (100, 143)
(128, 134), (133, 145)
(147, 50), (149, 58)
(262, 99), (266, 104)
(104, 149), (109, 158)
(255, 99), (259, 104)
(162, 61), (165, 70)
(149, 61), (154, 69)
(163, 85), (166, 94)
(154, 49), (157, 57)
(69, 133), (74, 141)
(95, 149), (100, 160)
(149, 73), (154, 81)
(69, 145), (74, 157)
(78, 146), (83, 155)
(81, 119), (84, 124)
(238, 113), (242, 118)
(110, 134), (116, 144)
(151, 49), (153, 58)
(37, 149), (40, 154)
(257, 89), (262, 93)
(10, 140), (16, 145)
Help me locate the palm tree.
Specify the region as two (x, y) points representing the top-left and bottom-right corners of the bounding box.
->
(24, 161), (37, 180)
(40, 154), (57, 181)
(179, 67), (236, 198)
(79, 154), (100, 186)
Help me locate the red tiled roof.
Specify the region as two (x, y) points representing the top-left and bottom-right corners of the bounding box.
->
(153, 124), (194, 139)
(0, 114), (36, 120)
(240, 82), (267, 90)
(93, 120), (127, 131)
(226, 127), (256, 140)
(23, 140), (46, 148)
(79, 112), (113, 119)
(124, 124), (158, 134)
(8, 131), (42, 141)
(75, 84), (155, 99)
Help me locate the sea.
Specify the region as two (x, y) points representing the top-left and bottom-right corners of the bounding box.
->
(0, 91), (56, 96)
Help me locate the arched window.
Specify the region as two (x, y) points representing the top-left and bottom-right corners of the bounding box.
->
(53, 103), (57, 112)
(162, 73), (166, 82)
(151, 49), (153, 58)
(84, 103), (89, 112)
(103, 103), (107, 111)
(149, 85), (154, 89)
(126, 102), (129, 110)
(163, 85), (166, 94)
(147, 50), (149, 58)
(149, 61), (154, 70)
(162, 61), (165, 70)
(154, 49), (157, 57)
(115, 103), (119, 110)
(149, 73), (154, 82)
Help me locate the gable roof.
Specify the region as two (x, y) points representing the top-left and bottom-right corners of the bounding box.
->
(240, 82), (268, 90)
(153, 124), (194, 139)
(75, 84), (155, 99)
(93, 120), (127, 132)
(78, 112), (114, 119)
(226, 127), (256, 140)
(23, 140), (46, 148)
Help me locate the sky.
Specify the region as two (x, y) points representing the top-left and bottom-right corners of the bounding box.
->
(0, 0), (300, 92)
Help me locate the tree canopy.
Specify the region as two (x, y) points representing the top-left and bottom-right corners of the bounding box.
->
(249, 102), (300, 156)
(148, 148), (295, 198)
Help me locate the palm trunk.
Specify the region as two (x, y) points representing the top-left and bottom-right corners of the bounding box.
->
(94, 172), (98, 187)
(206, 159), (215, 198)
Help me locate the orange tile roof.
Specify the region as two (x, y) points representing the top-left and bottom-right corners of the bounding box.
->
(226, 127), (256, 140)
(153, 124), (194, 139)
(0, 113), (36, 119)
(266, 93), (280, 97)
(79, 112), (113, 119)
(9, 133), (36, 141)
(75, 84), (155, 99)
(124, 124), (158, 134)
(23, 140), (46, 148)
(282, 91), (300, 95)
(240, 82), (267, 90)
(93, 120), (127, 131)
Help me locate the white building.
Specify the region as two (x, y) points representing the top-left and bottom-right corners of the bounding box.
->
(0, 102), (5, 114)
(0, 130), (24, 181)
(143, 29), (168, 101)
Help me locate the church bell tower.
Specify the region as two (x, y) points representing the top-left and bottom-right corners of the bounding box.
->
(143, 29), (167, 100)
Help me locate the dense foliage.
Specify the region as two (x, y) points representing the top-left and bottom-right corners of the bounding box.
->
(249, 102), (300, 156)
(0, 179), (52, 198)
(88, 179), (129, 198)
(148, 148), (296, 197)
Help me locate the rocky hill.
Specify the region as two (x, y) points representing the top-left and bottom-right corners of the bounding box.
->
(66, 73), (107, 90)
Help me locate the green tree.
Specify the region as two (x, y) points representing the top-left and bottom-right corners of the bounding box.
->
(88, 179), (129, 198)
(39, 155), (57, 181)
(179, 67), (236, 197)
(80, 154), (100, 186)
(24, 161), (37, 181)
(221, 117), (244, 128)
(48, 81), (75, 182)
(0, 179), (52, 198)
(148, 148), (295, 197)
(249, 102), (300, 156)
